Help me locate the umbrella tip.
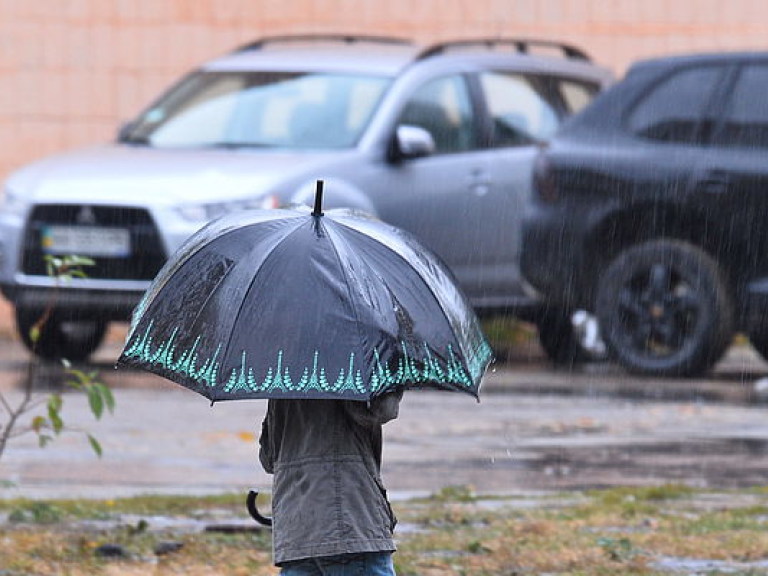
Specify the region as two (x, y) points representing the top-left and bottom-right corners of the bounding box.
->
(312, 180), (324, 217)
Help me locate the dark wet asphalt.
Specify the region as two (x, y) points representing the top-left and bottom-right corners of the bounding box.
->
(1, 331), (768, 500)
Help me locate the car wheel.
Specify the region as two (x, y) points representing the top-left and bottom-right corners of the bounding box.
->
(596, 240), (733, 377)
(15, 308), (108, 362)
(537, 308), (607, 366)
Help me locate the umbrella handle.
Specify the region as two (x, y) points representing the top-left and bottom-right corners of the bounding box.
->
(246, 490), (273, 526)
(312, 180), (324, 217)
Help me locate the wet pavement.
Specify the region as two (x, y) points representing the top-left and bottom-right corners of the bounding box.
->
(1, 329), (768, 501)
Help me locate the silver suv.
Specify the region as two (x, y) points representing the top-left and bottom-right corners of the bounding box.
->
(0, 35), (612, 361)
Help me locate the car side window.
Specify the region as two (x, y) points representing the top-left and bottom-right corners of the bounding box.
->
(557, 79), (600, 114)
(627, 65), (724, 144)
(712, 64), (768, 149)
(398, 75), (475, 154)
(479, 71), (559, 147)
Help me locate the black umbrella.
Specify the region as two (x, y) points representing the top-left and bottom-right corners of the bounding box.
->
(118, 181), (493, 402)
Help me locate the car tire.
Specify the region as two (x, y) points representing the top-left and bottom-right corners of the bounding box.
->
(15, 308), (108, 362)
(536, 308), (606, 366)
(596, 239), (733, 377)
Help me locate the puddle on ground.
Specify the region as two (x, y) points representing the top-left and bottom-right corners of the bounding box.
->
(394, 522), (427, 535)
(398, 437), (768, 492)
(381, 432), (768, 497)
(652, 556), (768, 573)
(523, 438), (768, 491)
(2, 512), (265, 535)
(78, 514), (210, 534)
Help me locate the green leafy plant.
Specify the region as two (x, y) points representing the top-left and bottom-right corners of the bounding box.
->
(596, 536), (642, 563)
(8, 500), (65, 524)
(0, 255), (116, 464)
(29, 360), (115, 455)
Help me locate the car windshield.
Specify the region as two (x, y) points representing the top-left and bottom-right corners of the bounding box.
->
(121, 71), (392, 149)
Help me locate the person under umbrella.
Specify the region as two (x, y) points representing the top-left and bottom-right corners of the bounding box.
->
(118, 181), (492, 574)
(259, 390), (402, 575)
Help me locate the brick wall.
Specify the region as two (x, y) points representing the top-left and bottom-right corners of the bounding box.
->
(1, 0), (767, 183)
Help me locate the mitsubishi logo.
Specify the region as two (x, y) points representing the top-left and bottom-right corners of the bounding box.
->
(75, 206), (97, 225)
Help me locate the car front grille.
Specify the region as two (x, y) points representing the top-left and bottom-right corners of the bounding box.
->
(21, 205), (167, 281)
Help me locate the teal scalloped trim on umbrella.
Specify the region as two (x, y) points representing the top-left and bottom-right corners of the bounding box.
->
(465, 338), (494, 382)
(122, 321), (491, 396)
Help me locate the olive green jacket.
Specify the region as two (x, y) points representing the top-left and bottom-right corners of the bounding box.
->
(259, 392), (401, 565)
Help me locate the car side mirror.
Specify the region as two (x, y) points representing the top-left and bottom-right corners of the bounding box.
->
(116, 120), (136, 143)
(389, 125), (436, 162)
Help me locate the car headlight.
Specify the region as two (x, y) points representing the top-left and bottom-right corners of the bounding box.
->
(177, 195), (280, 222)
(1, 185), (28, 216)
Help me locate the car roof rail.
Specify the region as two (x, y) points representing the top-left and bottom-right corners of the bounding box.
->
(233, 34), (413, 53)
(415, 38), (591, 61)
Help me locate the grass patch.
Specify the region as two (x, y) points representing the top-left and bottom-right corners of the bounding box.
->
(481, 317), (538, 361)
(0, 492), (245, 521)
(3, 484), (768, 574)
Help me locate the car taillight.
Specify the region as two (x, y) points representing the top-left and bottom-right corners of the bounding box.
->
(532, 151), (558, 204)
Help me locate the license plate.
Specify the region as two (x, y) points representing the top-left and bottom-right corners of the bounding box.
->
(41, 226), (131, 258)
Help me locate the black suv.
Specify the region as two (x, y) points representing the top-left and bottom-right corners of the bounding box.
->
(522, 52), (768, 377)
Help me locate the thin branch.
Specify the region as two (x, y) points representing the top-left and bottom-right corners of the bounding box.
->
(0, 336), (40, 459)
(0, 392), (12, 414)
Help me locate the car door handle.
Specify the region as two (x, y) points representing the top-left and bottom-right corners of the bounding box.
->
(469, 169), (492, 196)
(697, 170), (730, 195)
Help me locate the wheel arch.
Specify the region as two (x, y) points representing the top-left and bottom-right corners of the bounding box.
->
(582, 202), (734, 306)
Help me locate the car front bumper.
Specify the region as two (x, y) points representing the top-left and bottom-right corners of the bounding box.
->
(1, 280), (148, 321)
(520, 205), (590, 310)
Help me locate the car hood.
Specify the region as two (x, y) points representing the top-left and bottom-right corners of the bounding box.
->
(6, 144), (341, 205)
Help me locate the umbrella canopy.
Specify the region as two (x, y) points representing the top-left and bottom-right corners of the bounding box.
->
(118, 183), (493, 402)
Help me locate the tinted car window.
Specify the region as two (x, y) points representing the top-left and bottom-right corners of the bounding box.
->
(479, 71), (559, 146)
(398, 75), (476, 154)
(713, 64), (768, 149)
(627, 65), (724, 144)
